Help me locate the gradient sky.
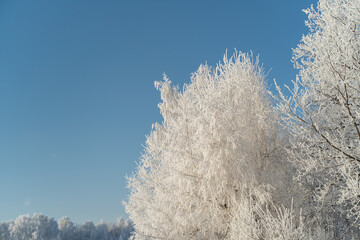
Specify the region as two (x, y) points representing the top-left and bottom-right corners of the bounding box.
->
(0, 0), (315, 223)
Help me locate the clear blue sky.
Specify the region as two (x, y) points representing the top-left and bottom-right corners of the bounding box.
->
(0, 0), (314, 223)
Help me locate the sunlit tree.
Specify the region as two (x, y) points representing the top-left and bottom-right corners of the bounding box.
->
(125, 51), (296, 239)
(275, 0), (360, 237)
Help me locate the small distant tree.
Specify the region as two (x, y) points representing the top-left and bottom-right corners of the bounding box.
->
(8, 214), (58, 240)
(57, 217), (76, 240)
(125, 51), (295, 239)
(275, 0), (360, 237)
(0, 222), (11, 240)
(31, 214), (58, 240)
(9, 214), (35, 240)
(76, 221), (96, 240)
(115, 219), (134, 240)
(93, 221), (109, 240)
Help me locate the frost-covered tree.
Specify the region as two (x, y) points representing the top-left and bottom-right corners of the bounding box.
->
(93, 221), (109, 240)
(125, 51), (296, 239)
(9, 215), (36, 240)
(57, 217), (76, 240)
(0, 222), (11, 240)
(8, 214), (58, 240)
(112, 219), (134, 240)
(275, 0), (360, 237)
(75, 221), (96, 240)
(31, 214), (59, 240)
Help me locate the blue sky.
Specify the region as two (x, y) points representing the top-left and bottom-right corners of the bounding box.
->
(0, 0), (314, 223)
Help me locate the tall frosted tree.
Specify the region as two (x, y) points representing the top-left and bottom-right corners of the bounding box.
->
(275, 0), (360, 237)
(125, 52), (296, 239)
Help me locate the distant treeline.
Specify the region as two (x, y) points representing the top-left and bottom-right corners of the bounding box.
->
(0, 214), (133, 240)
